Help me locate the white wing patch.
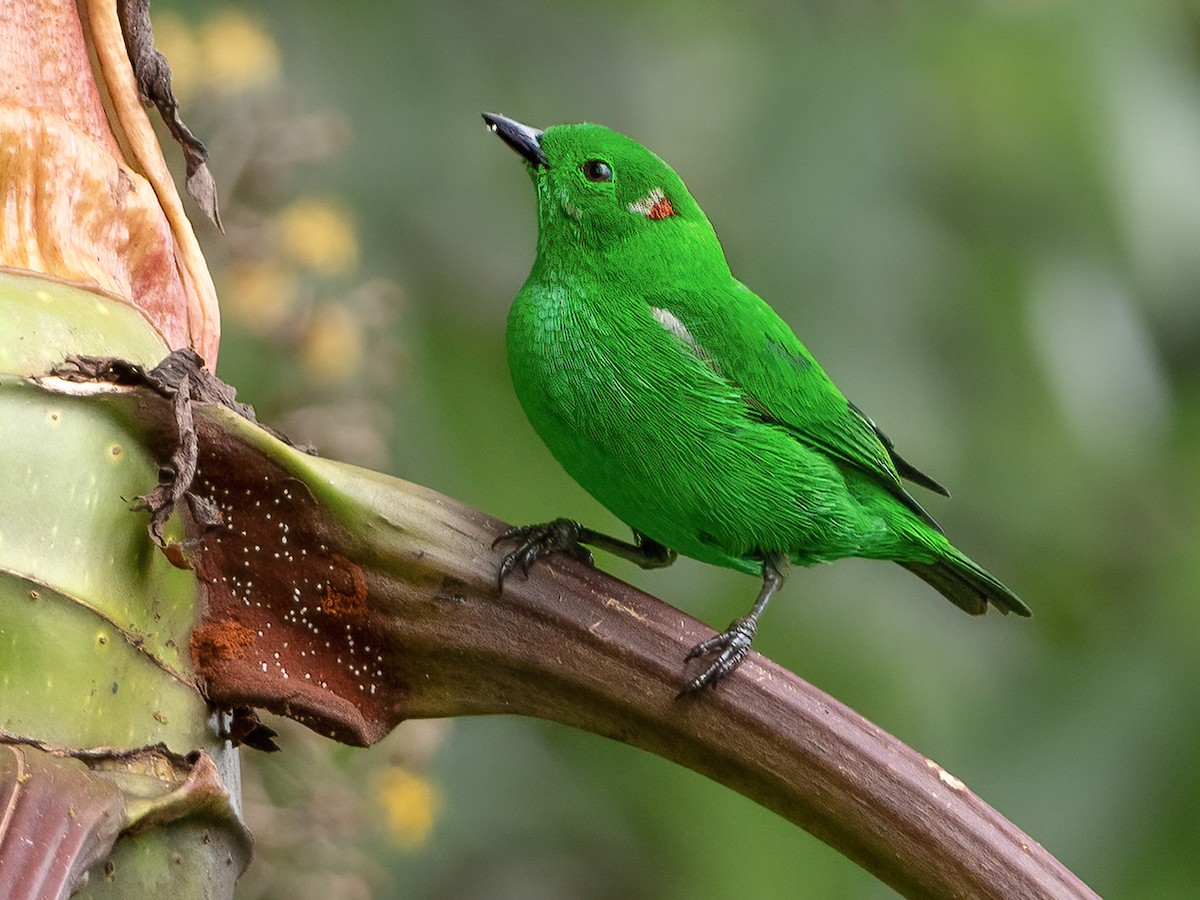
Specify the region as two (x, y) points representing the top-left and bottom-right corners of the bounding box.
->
(628, 188), (666, 216)
(651, 306), (704, 355)
(651, 306), (723, 377)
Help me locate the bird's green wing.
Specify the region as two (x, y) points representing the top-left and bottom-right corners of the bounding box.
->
(650, 282), (946, 530)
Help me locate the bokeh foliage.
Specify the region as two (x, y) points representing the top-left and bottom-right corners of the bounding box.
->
(153, 1), (1200, 896)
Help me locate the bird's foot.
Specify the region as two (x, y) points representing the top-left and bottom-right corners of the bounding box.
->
(681, 616), (758, 692)
(493, 518), (595, 590)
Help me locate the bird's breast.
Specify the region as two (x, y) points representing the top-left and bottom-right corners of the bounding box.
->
(507, 280), (709, 437)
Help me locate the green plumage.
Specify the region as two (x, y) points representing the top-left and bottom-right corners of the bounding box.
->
(486, 114), (1028, 687)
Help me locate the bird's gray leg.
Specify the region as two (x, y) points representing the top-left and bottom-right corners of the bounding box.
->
(585, 529), (677, 569)
(682, 553), (788, 692)
(494, 519), (677, 589)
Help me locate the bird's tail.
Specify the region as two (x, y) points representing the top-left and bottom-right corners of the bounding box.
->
(900, 546), (1031, 617)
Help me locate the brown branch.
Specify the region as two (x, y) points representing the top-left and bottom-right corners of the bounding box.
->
(40, 369), (1098, 899)
(353, 510), (1096, 900)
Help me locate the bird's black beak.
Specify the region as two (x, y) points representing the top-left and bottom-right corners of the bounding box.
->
(482, 112), (548, 168)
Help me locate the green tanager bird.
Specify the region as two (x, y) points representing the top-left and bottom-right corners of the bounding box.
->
(483, 112), (1030, 691)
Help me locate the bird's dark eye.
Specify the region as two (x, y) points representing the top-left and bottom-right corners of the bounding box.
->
(581, 159), (613, 182)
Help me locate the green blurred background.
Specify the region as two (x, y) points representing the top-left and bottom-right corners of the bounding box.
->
(153, 1), (1200, 896)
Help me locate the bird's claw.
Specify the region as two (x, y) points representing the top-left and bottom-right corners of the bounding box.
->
(681, 617), (757, 692)
(493, 518), (595, 590)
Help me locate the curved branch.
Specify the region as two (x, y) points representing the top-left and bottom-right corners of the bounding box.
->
(360, 507), (1094, 900)
(189, 403), (1098, 899)
(39, 370), (1098, 900)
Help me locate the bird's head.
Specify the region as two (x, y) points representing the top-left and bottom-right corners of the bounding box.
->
(483, 113), (722, 270)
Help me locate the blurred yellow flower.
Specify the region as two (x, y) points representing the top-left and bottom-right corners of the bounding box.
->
(150, 13), (200, 102)
(277, 199), (359, 276)
(374, 767), (440, 848)
(201, 10), (280, 91)
(303, 305), (362, 382)
(224, 261), (299, 334)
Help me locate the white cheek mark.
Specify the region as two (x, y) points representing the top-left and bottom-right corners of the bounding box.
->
(628, 187), (666, 216)
(555, 183), (582, 220)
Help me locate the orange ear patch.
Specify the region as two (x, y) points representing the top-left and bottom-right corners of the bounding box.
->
(628, 188), (676, 220)
(648, 196), (675, 219)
